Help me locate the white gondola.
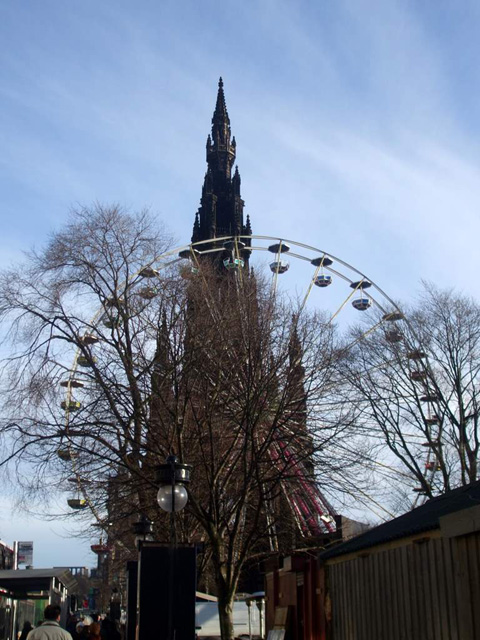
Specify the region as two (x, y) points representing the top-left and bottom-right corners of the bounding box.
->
(60, 400), (81, 411)
(138, 286), (158, 300)
(223, 258), (244, 270)
(103, 296), (124, 308)
(67, 498), (87, 510)
(60, 379), (84, 388)
(407, 350), (426, 360)
(139, 266), (159, 278)
(420, 394), (439, 403)
(178, 248), (200, 260)
(422, 439), (441, 447)
(268, 242), (290, 254)
(311, 256), (333, 267)
(269, 260), (289, 274)
(180, 265), (199, 277)
(314, 274), (332, 287)
(385, 330), (403, 343)
(382, 311), (404, 322)
(103, 316), (121, 328)
(223, 239), (246, 251)
(352, 297), (372, 311)
(79, 334), (99, 346)
(350, 280), (372, 290)
(410, 370), (427, 381)
(57, 449), (77, 461)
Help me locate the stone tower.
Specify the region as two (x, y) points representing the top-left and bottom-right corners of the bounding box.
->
(192, 78), (252, 248)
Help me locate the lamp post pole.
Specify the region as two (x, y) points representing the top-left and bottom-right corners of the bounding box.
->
(156, 455), (192, 640)
(128, 515), (154, 640)
(169, 456), (176, 547)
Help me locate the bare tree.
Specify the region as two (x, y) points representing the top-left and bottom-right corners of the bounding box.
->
(342, 283), (480, 508)
(0, 204), (372, 640)
(0, 203), (173, 539)
(146, 263), (372, 638)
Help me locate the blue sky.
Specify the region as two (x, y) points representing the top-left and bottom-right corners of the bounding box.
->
(1, 0), (480, 567)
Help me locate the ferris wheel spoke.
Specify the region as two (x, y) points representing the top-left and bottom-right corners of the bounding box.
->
(341, 317), (390, 352)
(328, 282), (361, 325)
(297, 263), (322, 317)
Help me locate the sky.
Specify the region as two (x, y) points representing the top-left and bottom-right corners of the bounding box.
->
(1, 0), (480, 567)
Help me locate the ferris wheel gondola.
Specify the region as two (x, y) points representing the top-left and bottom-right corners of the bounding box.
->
(139, 266), (160, 279)
(385, 330), (403, 343)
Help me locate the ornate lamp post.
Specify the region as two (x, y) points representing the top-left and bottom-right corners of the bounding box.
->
(155, 455), (193, 640)
(127, 515), (154, 640)
(155, 454), (192, 545)
(132, 514), (154, 550)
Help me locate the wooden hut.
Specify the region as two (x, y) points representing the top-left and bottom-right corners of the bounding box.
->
(266, 480), (480, 640)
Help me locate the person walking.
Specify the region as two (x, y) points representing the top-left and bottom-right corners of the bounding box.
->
(87, 623), (101, 640)
(19, 621), (33, 640)
(99, 617), (120, 640)
(27, 606), (72, 640)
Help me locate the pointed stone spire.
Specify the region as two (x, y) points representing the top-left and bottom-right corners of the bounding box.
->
(289, 316), (304, 370)
(232, 165), (241, 195)
(288, 315), (307, 436)
(212, 77), (230, 131)
(209, 77), (234, 161)
(192, 79), (252, 257)
(153, 310), (170, 374)
(148, 310), (174, 450)
(192, 211), (200, 242)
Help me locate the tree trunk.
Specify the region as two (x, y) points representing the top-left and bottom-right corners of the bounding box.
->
(217, 593), (235, 640)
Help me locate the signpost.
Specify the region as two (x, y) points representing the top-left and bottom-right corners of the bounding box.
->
(17, 541), (33, 566)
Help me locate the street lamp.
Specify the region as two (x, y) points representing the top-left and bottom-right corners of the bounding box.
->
(155, 455), (192, 544)
(155, 455), (192, 640)
(126, 517), (153, 640)
(132, 514), (154, 550)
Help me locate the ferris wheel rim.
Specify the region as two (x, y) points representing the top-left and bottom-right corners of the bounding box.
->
(164, 233), (404, 316)
(59, 232), (442, 519)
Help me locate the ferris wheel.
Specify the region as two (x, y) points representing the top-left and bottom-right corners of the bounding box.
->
(57, 234), (442, 534)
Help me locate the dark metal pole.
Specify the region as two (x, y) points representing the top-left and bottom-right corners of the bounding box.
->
(168, 457), (176, 640)
(171, 456), (177, 546)
(155, 455), (191, 640)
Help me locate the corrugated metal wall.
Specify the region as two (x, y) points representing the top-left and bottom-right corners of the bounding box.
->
(326, 532), (480, 640)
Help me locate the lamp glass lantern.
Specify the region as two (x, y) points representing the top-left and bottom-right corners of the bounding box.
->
(155, 455), (192, 513)
(132, 514), (154, 549)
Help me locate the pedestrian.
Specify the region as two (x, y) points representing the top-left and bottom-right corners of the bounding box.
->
(66, 616), (76, 638)
(19, 621), (33, 640)
(88, 623), (101, 640)
(73, 623), (84, 640)
(99, 618), (120, 640)
(77, 624), (90, 640)
(27, 606), (72, 640)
